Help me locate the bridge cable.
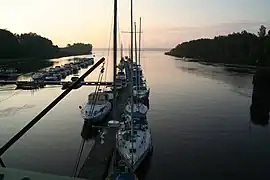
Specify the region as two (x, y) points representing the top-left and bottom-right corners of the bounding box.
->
(0, 57), (105, 158)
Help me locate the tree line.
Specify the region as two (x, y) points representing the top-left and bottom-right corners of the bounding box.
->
(0, 29), (92, 60)
(165, 25), (270, 66)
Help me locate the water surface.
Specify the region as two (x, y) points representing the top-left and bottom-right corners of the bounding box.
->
(0, 51), (269, 180)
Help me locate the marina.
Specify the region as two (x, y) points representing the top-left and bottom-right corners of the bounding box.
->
(1, 0), (270, 180)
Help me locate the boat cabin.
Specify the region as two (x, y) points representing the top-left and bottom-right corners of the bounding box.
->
(88, 93), (109, 105)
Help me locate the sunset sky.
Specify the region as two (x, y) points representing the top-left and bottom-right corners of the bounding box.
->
(1, 0), (269, 48)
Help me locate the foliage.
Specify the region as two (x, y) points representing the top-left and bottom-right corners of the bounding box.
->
(0, 29), (92, 60)
(166, 25), (270, 66)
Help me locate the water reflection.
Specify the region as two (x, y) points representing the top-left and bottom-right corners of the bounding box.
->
(80, 122), (101, 141)
(250, 67), (270, 126)
(7, 60), (54, 74)
(0, 104), (35, 117)
(136, 151), (153, 180)
(175, 60), (253, 97)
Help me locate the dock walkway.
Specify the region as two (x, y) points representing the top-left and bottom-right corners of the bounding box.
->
(78, 61), (131, 180)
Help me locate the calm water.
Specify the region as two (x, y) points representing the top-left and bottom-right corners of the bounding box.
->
(0, 51), (270, 179)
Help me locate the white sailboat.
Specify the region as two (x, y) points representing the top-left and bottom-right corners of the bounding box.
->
(116, 13), (152, 172)
(116, 114), (153, 171)
(79, 92), (112, 123)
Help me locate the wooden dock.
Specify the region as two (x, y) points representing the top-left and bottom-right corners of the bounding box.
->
(78, 61), (131, 180)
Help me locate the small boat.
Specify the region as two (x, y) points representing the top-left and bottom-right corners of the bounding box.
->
(45, 74), (59, 81)
(88, 57), (94, 65)
(133, 83), (149, 99)
(61, 75), (84, 90)
(32, 72), (44, 80)
(16, 81), (45, 90)
(54, 73), (62, 80)
(116, 115), (153, 172)
(71, 65), (79, 74)
(117, 71), (126, 80)
(79, 92), (112, 124)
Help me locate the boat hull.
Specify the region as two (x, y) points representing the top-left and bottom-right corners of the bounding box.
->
(81, 102), (112, 124)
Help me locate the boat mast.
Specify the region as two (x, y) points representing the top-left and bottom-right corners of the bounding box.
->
(134, 22), (139, 102)
(134, 22), (138, 66)
(113, 0), (117, 121)
(138, 17), (142, 91)
(130, 0), (134, 171)
(121, 43), (123, 59)
(138, 17), (142, 66)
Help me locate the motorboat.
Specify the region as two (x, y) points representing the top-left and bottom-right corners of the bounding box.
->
(117, 71), (126, 80)
(45, 73), (59, 81)
(79, 92), (112, 124)
(133, 82), (150, 99)
(61, 75), (84, 90)
(32, 72), (44, 80)
(116, 115), (153, 172)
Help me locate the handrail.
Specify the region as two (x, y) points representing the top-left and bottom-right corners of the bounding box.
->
(0, 57), (105, 159)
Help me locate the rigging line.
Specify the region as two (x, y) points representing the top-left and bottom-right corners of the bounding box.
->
(72, 139), (86, 177)
(104, 13), (114, 83)
(89, 66), (105, 115)
(0, 57), (105, 157)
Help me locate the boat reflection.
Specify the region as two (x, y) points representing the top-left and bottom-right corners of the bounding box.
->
(135, 151), (153, 180)
(250, 66), (270, 126)
(80, 122), (101, 141)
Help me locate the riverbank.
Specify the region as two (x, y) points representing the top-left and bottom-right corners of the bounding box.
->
(0, 52), (92, 74)
(0, 52), (92, 65)
(165, 51), (257, 70)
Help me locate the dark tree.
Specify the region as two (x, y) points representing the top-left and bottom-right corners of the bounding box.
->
(258, 25), (266, 38)
(0, 29), (92, 61)
(0, 29), (20, 58)
(166, 25), (270, 66)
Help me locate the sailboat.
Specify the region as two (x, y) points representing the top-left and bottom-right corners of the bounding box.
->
(116, 1), (153, 170)
(79, 92), (112, 123)
(132, 18), (150, 100)
(116, 113), (153, 172)
(118, 44), (125, 71)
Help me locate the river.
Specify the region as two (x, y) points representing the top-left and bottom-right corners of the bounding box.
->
(0, 50), (270, 180)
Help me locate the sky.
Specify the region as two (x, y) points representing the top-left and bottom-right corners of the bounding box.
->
(0, 0), (270, 48)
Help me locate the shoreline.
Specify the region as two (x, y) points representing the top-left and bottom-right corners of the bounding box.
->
(0, 52), (92, 66)
(164, 52), (257, 70)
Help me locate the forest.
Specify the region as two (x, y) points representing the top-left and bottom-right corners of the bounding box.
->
(165, 25), (270, 66)
(0, 29), (92, 60)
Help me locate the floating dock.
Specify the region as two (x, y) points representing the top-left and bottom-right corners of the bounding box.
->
(78, 61), (131, 180)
